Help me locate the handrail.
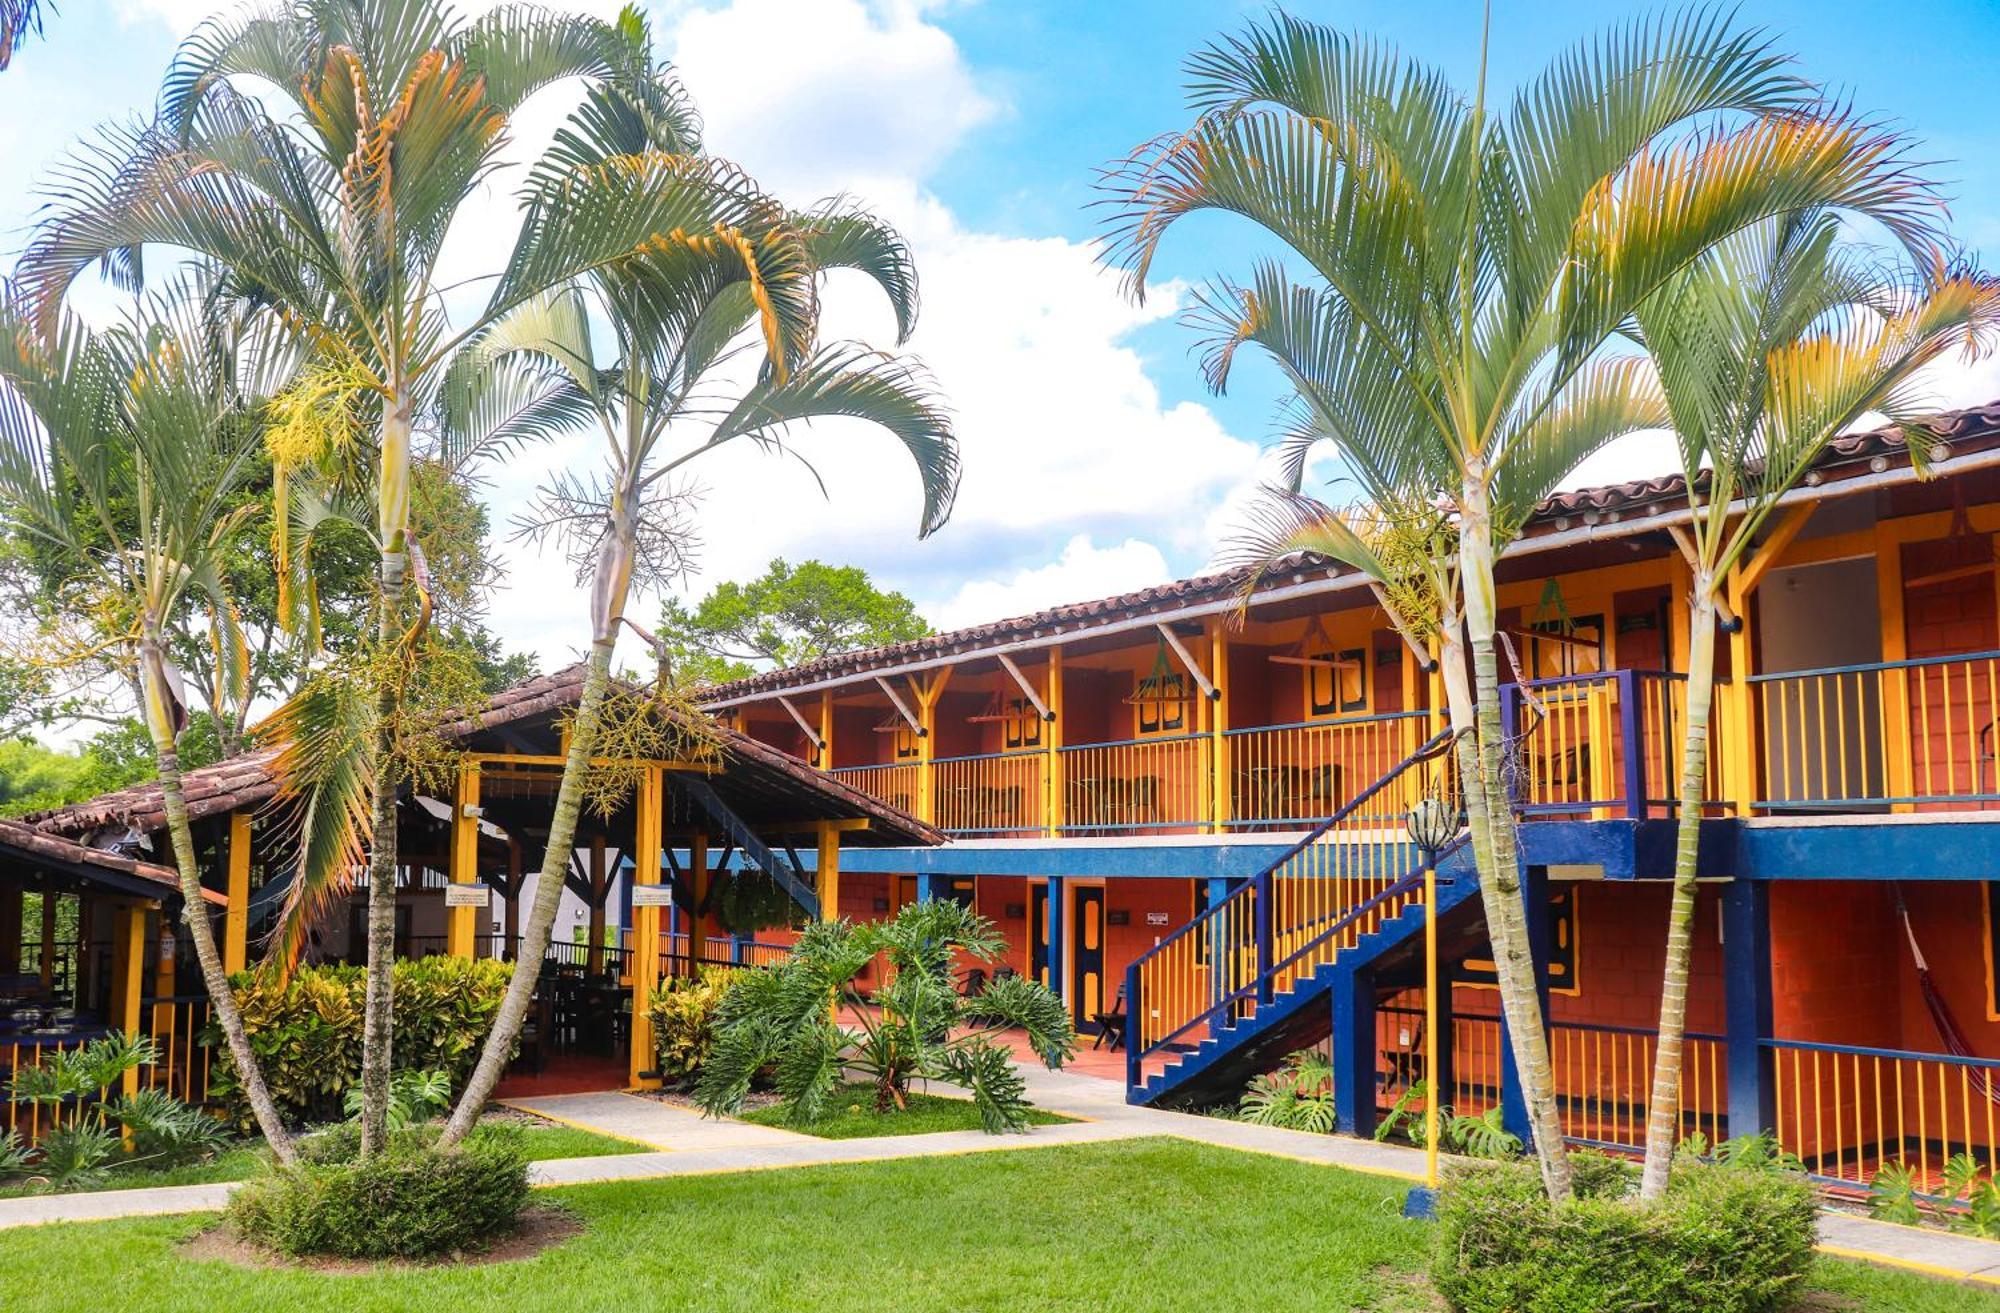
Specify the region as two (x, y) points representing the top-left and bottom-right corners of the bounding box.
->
(1125, 726), (1454, 981)
(1761, 1035), (2000, 1068)
(1058, 729), (1208, 753)
(1744, 646), (2000, 683)
(1221, 709), (1429, 737)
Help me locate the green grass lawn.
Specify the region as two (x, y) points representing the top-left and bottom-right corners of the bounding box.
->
(736, 1082), (1073, 1138)
(0, 1120), (642, 1200)
(0, 1137), (1990, 1312)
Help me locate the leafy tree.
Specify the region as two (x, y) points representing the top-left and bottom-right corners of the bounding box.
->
(1103, 7), (1949, 1200)
(434, 9), (955, 1147)
(1629, 214), (1999, 1198)
(661, 559), (932, 682)
(0, 718), (226, 818)
(17, 0), (758, 1153)
(0, 277), (301, 1160)
(697, 900), (1074, 1132)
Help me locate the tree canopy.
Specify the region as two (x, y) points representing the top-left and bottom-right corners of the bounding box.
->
(660, 558), (931, 684)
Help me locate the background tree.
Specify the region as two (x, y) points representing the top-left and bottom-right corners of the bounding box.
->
(660, 557), (932, 684)
(1100, 7), (1948, 1201)
(0, 278), (299, 1159)
(1629, 213), (2000, 1199)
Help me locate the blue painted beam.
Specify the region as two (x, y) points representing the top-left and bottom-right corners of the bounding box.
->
(1331, 962), (1378, 1138)
(1722, 880), (1774, 1139)
(1731, 818), (2000, 880)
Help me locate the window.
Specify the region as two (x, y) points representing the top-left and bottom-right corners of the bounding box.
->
(892, 726), (920, 761)
(1135, 672), (1189, 735)
(1452, 883), (1579, 995)
(1003, 696), (1043, 750)
(1527, 614), (1605, 680)
(1307, 648), (1368, 717)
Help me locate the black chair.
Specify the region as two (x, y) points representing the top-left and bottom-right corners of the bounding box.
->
(1091, 981), (1128, 1051)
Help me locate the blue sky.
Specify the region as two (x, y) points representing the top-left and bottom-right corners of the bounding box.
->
(5, 1), (2000, 675)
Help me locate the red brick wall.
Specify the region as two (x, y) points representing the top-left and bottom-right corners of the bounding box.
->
(1770, 882), (1904, 1047)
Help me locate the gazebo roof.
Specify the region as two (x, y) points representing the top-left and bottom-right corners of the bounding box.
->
(0, 817), (218, 905)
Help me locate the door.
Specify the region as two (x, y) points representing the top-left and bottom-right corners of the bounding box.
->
(1071, 885), (1106, 1034)
(1030, 883), (1051, 989)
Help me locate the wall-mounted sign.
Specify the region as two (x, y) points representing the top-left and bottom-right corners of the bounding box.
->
(1144, 911), (1170, 927)
(1004, 902), (1026, 920)
(444, 883), (491, 909)
(630, 885), (675, 908)
(1106, 909), (1131, 927)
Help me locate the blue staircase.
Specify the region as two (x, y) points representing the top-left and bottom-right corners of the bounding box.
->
(1123, 730), (1476, 1108)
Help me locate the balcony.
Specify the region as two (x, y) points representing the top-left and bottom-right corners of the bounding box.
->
(825, 651), (2000, 838)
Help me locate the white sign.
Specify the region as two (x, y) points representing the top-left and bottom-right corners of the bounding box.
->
(1144, 911), (1170, 927)
(630, 885), (675, 908)
(444, 883), (491, 909)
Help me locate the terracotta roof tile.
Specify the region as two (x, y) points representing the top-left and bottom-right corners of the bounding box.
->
(0, 818), (209, 902)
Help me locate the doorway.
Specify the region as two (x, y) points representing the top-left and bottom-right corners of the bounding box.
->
(1070, 885), (1106, 1035)
(1758, 558), (1884, 807)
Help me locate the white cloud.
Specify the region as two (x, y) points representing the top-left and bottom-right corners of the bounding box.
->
(929, 535), (1172, 630)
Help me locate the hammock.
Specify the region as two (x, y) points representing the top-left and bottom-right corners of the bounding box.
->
(1893, 884), (2000, 1105)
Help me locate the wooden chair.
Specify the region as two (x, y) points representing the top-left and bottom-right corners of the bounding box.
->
(1092, 981), (1128, 1051)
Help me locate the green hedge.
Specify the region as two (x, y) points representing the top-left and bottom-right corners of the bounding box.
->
(1430, 1152), (1817, 1313)
(211, 956), (513, 1128)
(227, 1124), (530, 1259)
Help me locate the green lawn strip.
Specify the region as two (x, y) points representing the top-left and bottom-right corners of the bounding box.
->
(0, 1139), (1987, 1313)
(735, 1082), (1073, 1139)
(0, 1121), (641, 1200)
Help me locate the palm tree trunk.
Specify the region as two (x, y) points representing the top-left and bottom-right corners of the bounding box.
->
(140, 634), (296, 1164)
(1639, 588), (1718, 1199)
(359, 390), (415, 1157)
(1460, 495), (1573, 1203)
(437, 521), (635, 1148)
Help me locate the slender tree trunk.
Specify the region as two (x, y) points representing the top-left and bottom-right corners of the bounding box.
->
(438, 515), (636, 1148)
(1460, 492), (1573, 1203)
(1639, 587), (1718, 1199)
(359, 391), (415, 1157)
(140, 634), (296, 1163)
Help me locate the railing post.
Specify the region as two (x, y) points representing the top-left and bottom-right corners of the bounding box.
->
(1617, 670), (1645, 819)
(1723, 880), (1775, 1139)
(1254, 871), (1273, 1005)
(1124, 963), (1141, 1090)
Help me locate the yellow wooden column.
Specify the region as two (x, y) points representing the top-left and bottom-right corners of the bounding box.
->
(1721, 565), (1757, 817)
(223, 810), (252, 975)
(1876, 537), (1915, 813)
(1044, 647), (1064, 837)
(817, 822), (842, 924)
(1208, 620), (1230, 834)
(688, 833), (712, 963)
(628, 765), (664, 1088)
(914, 668), (953, 825)
(118, 905), (146, 1095)
(446, 760), (483, 958)
(818, 691), (835, 769)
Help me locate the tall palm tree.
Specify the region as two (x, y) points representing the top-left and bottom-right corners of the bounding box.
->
(1100, 7), (1948, 1200)
(1629, 214), (2000, 1198)
(0, 0), (46, 69)
(0, 277), (301, 1161)
(14, 0), (765, 1152)
(430, 27), (956, 1147)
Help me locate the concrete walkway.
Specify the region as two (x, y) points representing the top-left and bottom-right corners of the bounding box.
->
(2, 1065), (1997, 1292)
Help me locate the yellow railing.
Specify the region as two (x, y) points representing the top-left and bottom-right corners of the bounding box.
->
(1753, 650), (2000, 808)
(932, 750), (1045, 834)
(1224, 712), (1428, 830)
(1059, 733), (1209, 833)
(1549, 1021), (1726, 1151)
(1769, 1040), (2000, 1188)
(144, 995), (215, 1108)
(827, 761), (924, 816)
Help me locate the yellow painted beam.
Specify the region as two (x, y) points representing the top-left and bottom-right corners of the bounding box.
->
(1876, 538), (1915, 812)
(816, 822), (842, 924)
(1722, 566), (1757, 817)
(118, 905), (146, 1096)
(1045, 647), (1064, 837)
(462, 752), (716, 772)
(446, 760), (482, 959)
(1737, 503), (1818, 596)
(224, 810), (252, 975)
(628, 765), (664, 1089)
(1208, 619), (1229, 834)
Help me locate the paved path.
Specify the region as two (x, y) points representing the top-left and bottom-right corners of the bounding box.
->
(2, 1065), (1997, 1292)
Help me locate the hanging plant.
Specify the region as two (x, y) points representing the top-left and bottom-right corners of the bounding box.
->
(712, 868), (804, 935)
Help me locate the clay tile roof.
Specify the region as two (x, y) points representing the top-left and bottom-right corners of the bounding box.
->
(698, 401), (2000, 700)
(29, 667), (939, 850)
(0, 818), (213, 903)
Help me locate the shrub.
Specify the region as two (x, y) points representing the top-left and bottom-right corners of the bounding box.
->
(1239, 1049), (1335, 1132)
(227, 1124), (531, 1259)
(212, 956), (513, 1127)
(648, 967), (739, 1086)
(1430, 1153), (1816, 1313)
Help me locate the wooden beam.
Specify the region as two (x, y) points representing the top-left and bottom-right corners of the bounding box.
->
(873, 676), (924, 736)
(1738, 503), (1818, 596)
(776, 695), (826, 753)
(996, 653), (1054, 722)
(446, 761), (482, 959)
(223, 811), (252, 975)
(1156, 623), (1220, 700)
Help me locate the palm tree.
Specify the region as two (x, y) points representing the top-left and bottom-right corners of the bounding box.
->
(0, 0), (46, 69)
(1099, 7), (1949, 1201)
(13, 0), (767, 1153)
(431, 31), (957, 1146)
(1628, 214), (2000, 1199)
(0, 276), (302, 1161)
